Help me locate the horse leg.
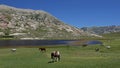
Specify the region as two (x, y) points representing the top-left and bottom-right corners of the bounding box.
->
(58, 55), (60, 61)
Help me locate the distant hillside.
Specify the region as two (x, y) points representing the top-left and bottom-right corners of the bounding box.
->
(81, 25), (120, 35)
(0, 5), (91, 39)
(102, 32), (120, 38)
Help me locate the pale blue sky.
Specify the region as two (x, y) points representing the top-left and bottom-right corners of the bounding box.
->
(0, 0), (120, 27)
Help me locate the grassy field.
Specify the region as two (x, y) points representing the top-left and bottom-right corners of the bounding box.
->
(0, 33), (120, 68)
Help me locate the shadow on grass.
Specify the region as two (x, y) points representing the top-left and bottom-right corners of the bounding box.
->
(48, 61), (54, 63)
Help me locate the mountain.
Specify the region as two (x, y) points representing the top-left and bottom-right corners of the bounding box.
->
(81, 25), (120, 35)
(0, 5), (90, 39)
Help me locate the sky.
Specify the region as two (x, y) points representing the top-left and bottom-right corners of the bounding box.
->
(0, 0), (120, 27)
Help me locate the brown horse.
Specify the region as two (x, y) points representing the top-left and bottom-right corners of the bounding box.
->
(39, 48), (46, 52)
(51, 51), (60, 62)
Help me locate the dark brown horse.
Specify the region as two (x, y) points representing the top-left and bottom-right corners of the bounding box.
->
(39, 48), (46, 52)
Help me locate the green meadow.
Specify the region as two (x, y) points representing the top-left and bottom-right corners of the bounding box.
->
(0, 33), (120, 68)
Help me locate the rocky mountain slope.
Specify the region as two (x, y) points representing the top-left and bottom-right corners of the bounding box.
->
(0, 5), (90, 39)
(81, 25), (120, 35)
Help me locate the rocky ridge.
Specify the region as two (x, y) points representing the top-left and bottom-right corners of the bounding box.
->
(0, 5), (90, 39)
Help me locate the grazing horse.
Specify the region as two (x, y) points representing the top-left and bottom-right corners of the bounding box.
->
(39, 48), (46, 52)
(51, 51), (60, 62)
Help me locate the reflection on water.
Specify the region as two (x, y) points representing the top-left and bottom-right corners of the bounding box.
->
(85, 40), (103, 45)
(0, 40), (73, 47)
